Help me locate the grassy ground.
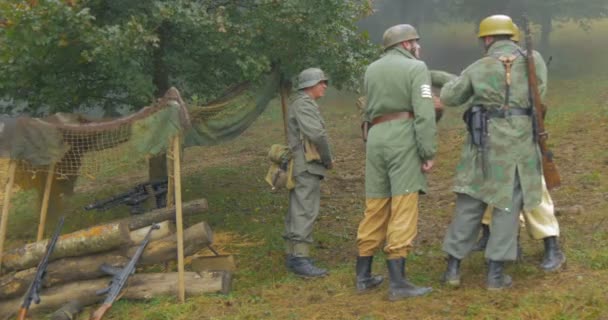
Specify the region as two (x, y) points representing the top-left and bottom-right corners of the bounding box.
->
(3, 21), (608, 320)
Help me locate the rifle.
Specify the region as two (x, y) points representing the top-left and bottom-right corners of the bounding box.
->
(84, 180), (168, 214)
(522, 16), (561, 190)
(17, 216), (65, 320)
(90, 224), (160, 320)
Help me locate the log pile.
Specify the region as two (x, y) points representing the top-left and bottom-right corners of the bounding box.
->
(0, 199), (234, 318)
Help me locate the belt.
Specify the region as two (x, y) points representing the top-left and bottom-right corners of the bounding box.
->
(486, 107), (532, 118)
(371, 111), (414, 126)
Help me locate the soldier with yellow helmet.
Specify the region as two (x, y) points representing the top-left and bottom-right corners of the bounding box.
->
(440, 14), (549, 290)
(354, 24), (437, 300)
(473, 20), (566, 273)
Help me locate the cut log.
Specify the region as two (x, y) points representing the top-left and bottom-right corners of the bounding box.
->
(1, 222), (131, 273)
(191, 255), (236, 272)
(122, 198), (208, 230)
(0, 271), (232, 318)
(0, 221), (212, 300)
(129, 220), (174, 243)
(49, 300), (82, 320)
(127, 221), (213, 265)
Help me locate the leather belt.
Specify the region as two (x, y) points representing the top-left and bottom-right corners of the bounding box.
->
(371, 111), (414, 126)
(486, 107), (531, 118)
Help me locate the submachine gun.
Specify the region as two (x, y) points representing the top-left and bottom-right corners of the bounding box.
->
(522, 16), (561, 189)
(84, 179), (168, 214)
(90, 223), (160, 320)
(17, 216), (65, 320)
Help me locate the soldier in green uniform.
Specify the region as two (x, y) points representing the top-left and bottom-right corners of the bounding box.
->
(284, 68), (333, 278)
(440, 14), (548, 290)
(355, 24), (437, 300)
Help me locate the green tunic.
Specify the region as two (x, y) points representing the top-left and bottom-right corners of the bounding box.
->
(287, 91), (332, 177)
(363, 47), (437, 198)
(440, 40), (547, 212)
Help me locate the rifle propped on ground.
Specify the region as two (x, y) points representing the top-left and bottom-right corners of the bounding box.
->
(90, 224), (160, 320)
(17, 216), (65, 320)
(522, 16), (561, 189)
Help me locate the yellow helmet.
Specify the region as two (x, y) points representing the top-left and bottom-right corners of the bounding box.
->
(477, 15), (516, 38)
(511, 23), (521, 42)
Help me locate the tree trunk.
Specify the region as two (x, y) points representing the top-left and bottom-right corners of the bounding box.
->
(0, 271), (232, 318)
(1, 222), (130, 273)
(540, 12), (553, 54)
(0, 221), (212, 299)
(120, 198), (208, 231)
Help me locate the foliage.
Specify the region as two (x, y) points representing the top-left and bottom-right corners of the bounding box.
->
(0, 0), (378, 115)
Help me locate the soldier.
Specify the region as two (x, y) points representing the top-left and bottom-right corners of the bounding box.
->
(284, 68), (333, 278)
(472, 23), (566, 272)
(440, 14), (548, 290)
(355, 24), (437, 300)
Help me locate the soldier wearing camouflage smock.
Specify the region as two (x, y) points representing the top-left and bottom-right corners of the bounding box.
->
(355, 24), (436, 300)
(284, 68), (333, 278)
(472, 23), (566, 272)
(440, 15), (548, 290)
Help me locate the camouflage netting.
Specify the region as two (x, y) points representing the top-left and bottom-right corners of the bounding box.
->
(0, 71), (280, 201)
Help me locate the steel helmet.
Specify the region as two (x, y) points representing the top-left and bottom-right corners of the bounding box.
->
(296, 68), (328, 90)
(511, 23), (521, 42)
(382, 24), (420, 50)
(478, 15), (516, 38)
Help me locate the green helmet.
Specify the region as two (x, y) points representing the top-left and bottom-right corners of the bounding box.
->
(478, 15), (516, 38)
(382, 24), (420, 50)
(296, 68), (328, 90)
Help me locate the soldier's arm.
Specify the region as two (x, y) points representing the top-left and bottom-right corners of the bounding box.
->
(411, 62), (437, 161)
(430, 70), (457, 89)
(439, 69), (474, 107)
(294, 101), (333, 166)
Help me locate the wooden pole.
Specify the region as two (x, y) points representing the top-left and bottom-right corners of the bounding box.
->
(280, 80), (290, 144)
(172, 135), (185, 303)
(0, 160), (17, 274)
(166, 140), (175, 208)
(36, 162), (56, 241)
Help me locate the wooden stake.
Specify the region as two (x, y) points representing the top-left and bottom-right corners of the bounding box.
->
(172, 136), (185, 303)
(36, 162), (56, 241)
(0, 160), (17, 274)
(280, 80), (290, 144)
(166, 142), (175, 208)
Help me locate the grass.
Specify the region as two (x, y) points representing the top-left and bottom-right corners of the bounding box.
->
(2, 19), (608, 320)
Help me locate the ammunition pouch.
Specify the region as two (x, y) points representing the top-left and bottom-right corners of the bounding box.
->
(265, 144), (295, 191)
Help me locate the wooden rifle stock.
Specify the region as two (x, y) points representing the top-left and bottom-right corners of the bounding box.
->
(90, 303), (111, 320)
(523, 16), (561, 189)
(17, 307), (27, 320)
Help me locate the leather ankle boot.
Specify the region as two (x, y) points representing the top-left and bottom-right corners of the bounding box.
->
(286, 256), (327, 278)
(540, 236), (566, 272)
(441, 255), (461, 287)
(386, 258), (432, 301)
(487, 260), (512, 290)
(355, 256), (383, 293)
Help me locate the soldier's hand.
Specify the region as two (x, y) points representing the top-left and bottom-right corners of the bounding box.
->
(433, 96), (445, 122)
(421, 159), (434, 173)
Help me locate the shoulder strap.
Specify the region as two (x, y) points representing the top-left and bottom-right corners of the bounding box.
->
(490, 48), (522, 109)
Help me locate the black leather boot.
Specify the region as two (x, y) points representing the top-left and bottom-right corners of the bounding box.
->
(386, 258), (432, 300)
(487, 260), (512, 290)
(441, 255), (461, 287)
(473, 224), (490, 251)
(540, 236), (566, 272)
(286, 256), (327, 278)
(355, 256), (383, 293)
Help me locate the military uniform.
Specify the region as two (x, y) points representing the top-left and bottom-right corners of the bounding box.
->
(283, 68), (332, 278)
(440, 15), (549, 290)
(355, 24), (436, 300)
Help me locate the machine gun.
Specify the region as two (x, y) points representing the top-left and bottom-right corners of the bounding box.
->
(84, 179), (168, 214)
(90, 224), (160, 320)
(17, 216), (65, 320)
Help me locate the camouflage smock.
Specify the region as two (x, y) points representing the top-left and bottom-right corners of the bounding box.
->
(363, 46), (437, 198)
(287, 91), (332, 177)
(440, 40), (547, 212)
